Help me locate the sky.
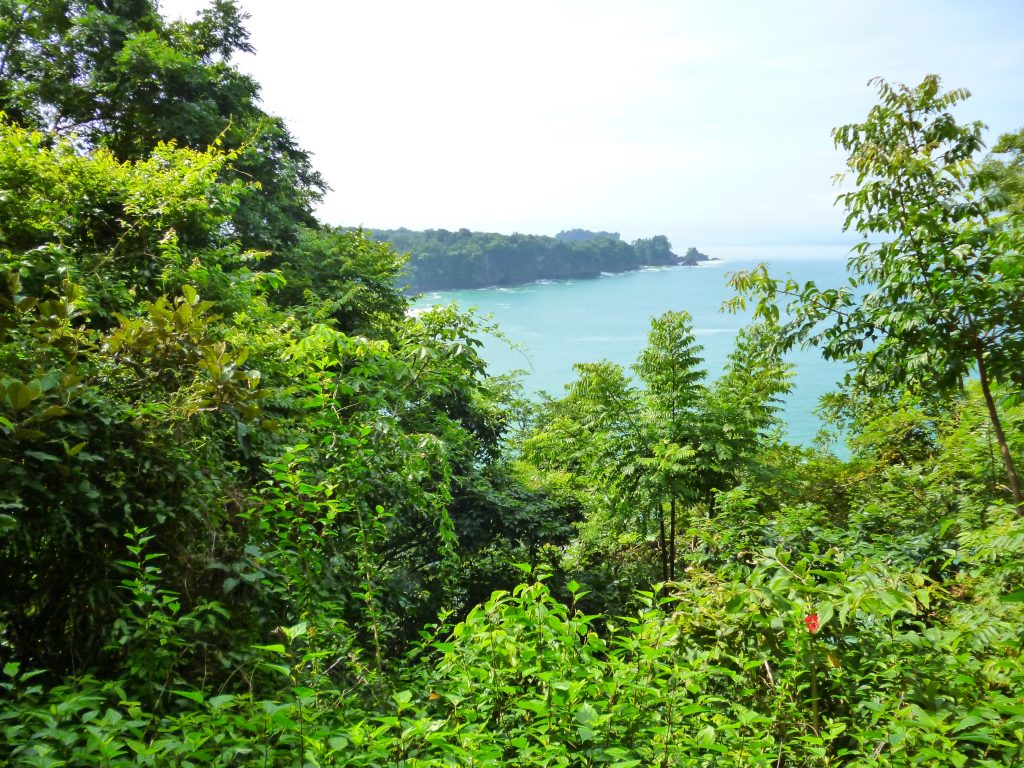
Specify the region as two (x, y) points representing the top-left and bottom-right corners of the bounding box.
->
(160, 0), (1024, 249)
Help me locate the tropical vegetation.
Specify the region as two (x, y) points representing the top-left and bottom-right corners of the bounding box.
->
(1, 3), (1022, 766)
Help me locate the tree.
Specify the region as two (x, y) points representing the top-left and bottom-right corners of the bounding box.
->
(523, 312), (789, 585)
(0, 120), (265, 671)
(272, 227), (408, 337)
(984, 126), (1024, 215)
(731, 76), (1024, 508)
(0, 0), (324, 251)
(0, 112), (575, 674)
(634, 311), (706, 580)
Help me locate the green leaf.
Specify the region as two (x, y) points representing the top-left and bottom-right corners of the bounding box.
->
(575, 702), (599, 725)
(516, 698), (546, 715)
(33, 405), (67, 421)
(24, 450), (59, 462)
(171, 689), (204, 704)
(280, 621), (308, 641)
(9, 381), (41, 411)
(725, 594), (745, 614)
(253, 643), (287, 655)
(261, 663), (291, 677)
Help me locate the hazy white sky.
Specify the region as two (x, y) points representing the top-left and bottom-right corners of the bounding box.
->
(162, 0), (1023, 248)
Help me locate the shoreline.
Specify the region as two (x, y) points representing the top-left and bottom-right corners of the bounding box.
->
(402, 257), (720, 296)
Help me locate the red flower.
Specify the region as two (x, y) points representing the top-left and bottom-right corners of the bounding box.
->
(804, 613), (820, 634)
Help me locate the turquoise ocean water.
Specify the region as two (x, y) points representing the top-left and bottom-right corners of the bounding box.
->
(413, 245), (853, 448)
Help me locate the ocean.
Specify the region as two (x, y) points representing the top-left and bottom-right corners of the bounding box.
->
(413, 244), (853, 448)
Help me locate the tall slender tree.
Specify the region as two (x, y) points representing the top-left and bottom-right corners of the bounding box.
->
(524, 312), (789, 583)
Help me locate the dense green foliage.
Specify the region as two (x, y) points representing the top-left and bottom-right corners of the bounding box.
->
(730, 76), (1024, 507)
(1, 9), (1022, 764)
(0, 0), (573, 699)
(369, 227), (707, 291)
(0, 0), (322, 253)
(984, 126), (1024, 216)
(520, 314), (790, 592)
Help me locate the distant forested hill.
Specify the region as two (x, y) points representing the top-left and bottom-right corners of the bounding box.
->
(366, 227), (709, 290)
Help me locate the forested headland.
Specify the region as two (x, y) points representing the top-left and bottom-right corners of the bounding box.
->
(2, 3), (1024, 766)
(366, 227), (709, 291)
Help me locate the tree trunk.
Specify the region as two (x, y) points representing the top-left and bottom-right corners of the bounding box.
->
(668, 497), (677, 581)
(976, 352), (1023, 509)
(658, 505), (669, 583)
